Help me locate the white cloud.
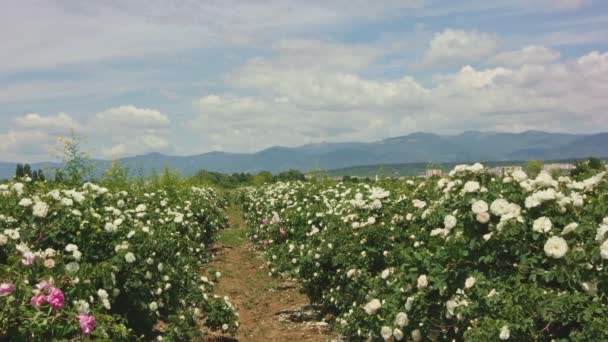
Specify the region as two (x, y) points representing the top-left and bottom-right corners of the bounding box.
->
(0, 1), (421, 73)
(423, 29), (498, 65)
(191, 42), (608, 152)
(15, 113), (82, 133)
(0, 130), (57, 162)
(92, 106), (170, 131)
(1, 106), (173, 161)
(488, 46), (561, 67)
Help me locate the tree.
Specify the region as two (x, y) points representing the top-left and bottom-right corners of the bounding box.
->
(15, 164), (24, 178)
(524, 160), (544, 177)
(276, 169), (305, 182)
(53, 129), (95, 184)
(37, 169), (46, 182)
(571, 158), (605, 179)
(32, 170), (39, 182)
(253, 171), (274, 185)
(23, 164), (32, 178)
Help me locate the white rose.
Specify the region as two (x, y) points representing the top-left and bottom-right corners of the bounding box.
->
(417, 275), (428, 289)
(544, 236), (568, 259)
(464, 276), (476, 289)
(363, 299), (381, 315)
(532, 217), (552, 234)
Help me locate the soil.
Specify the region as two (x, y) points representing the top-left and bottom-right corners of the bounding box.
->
(201, 206), (337, 342)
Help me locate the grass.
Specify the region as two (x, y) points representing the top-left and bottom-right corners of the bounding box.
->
(216, 206), (247, 247)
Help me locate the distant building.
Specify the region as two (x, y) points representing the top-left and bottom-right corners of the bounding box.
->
(488, 165), (522, 176)
(543, 163), (576, 173)
(424, 169), (443, 178)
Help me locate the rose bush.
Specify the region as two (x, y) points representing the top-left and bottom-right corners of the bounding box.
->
(239, 164), (608, 340)
(0, 179), (238, 340)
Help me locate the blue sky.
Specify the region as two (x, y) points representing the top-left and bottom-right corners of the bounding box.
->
(1, 0), (607, 162)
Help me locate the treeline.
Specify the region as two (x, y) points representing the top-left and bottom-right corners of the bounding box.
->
(190, 169), (306, 188)
(14, 163), (46, 182)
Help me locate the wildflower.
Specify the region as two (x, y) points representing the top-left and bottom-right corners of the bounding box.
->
(0, 283), (16, 296)
(544, 236), (569, 258)
(77, 313), (96, 335)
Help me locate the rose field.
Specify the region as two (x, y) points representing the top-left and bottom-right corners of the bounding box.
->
(238, 164), (608, 341)
(0, 178), (238, 340)
(2, 163), (608, 341)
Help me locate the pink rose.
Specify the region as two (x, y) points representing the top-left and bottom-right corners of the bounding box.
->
(76, 313), (96, 335)
(0, 283), (16, 296)
(47, 287), (64, 310)
(262, 218), (268, 225)
(279, 228), (286, 237)
(36, 280), (50, 291)
(263, 239), (270, 246)
(30, 295), (47, 308)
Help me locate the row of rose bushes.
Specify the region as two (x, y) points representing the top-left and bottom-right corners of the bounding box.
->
(238, 164), (608, 341)
(0, 179), (238, 340)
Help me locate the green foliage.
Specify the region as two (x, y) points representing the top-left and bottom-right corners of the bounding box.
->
(15, 164), (24, 178)
(571, 157), (606, 179)
(100, 161), (130, 190)
(252, 171), (273, 186)
(524, 160), (544, 177)
(53, 129), (95, 185)
(0, 179), (238, 340)
(238, 165), (608, 340)
(190, 169), (306, 189)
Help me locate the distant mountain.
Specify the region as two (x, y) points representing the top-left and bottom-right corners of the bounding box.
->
(1, 130), (606, 179)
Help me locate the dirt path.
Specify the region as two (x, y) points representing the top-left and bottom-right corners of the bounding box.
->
(203, 206), (336, 342)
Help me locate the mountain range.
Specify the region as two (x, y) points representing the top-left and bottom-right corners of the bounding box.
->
(1, 130), (606, 179)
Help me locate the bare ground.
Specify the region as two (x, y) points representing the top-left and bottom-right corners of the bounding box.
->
(201, 206), (337, 342)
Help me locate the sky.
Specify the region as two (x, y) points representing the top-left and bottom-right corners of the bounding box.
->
(1, 0), (608, 162)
